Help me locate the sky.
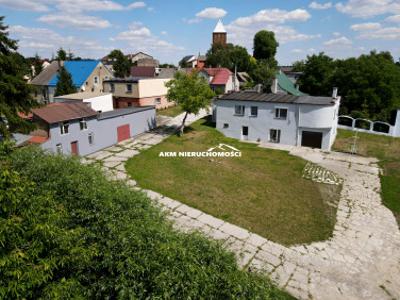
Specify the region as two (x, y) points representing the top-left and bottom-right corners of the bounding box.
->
(1, 0), (399, 65)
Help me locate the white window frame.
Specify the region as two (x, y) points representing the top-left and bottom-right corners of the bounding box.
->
(88, 132), (94, 145)
(250, 106), (258, 117)
(275, 108), (288, 120)
(234, 105), (245, 116)
(60, 122), (69, 135)
(56, 143), (63, 154)
(270, 129), (281, 143)
(79, 118), (87, 131)
(155, 97), (161, 105)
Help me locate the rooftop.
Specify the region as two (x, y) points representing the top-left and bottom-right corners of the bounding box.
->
(98, 106), (155, 120)
(213, 19), (226, 33)
(30, 61), (59, 86)
(203, 68), (232, 85)
(275, 71), (307, 96)
(54, 91), (111, 100)
(48, 60), (100, 88)
(218, 91), (337, 106)
(32, 102), (97, 124)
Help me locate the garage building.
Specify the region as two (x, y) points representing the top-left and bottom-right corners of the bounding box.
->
(31, 102), (156, 156)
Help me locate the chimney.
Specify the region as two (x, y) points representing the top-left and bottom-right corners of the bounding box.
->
(271, 78), (278, 94)
(255, 84), (262, 93)
(332, 87), (338, 99)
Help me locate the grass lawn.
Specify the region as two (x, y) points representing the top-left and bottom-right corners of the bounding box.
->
(157, 105), (184, 117)
(333, 129), (400, 225)
(126, 117), (341, 246)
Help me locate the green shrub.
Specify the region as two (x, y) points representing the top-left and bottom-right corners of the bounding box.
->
(1, 146), (292, 299)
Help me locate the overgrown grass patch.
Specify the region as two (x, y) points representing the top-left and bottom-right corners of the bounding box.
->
(0, 144), (293, 299)
(157, 105), (184, 117)
(333, 129), (400, 225)
(126, 117), (341, 246)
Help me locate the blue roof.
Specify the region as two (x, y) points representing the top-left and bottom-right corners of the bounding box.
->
(48, 60), (100, 88)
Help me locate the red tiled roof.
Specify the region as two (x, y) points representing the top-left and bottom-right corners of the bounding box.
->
(29, 136), (48, 144)
(18, 112), (33, 120)
(32, 102), (97, 124)
(204, 68), (232, 85)
(130, 66), (155, 77)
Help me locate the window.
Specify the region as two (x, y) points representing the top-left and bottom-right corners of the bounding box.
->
(126, 84), (132, 93)
(94, 76), (99, 85)
(60, 122), (69, 135)
(235, 105), (245, 116)
(127, 102), (132, 107)
(242, 126), (248, 136)
(110, 83), (115, 92)
(56, 143), (63, 154)
(155, 97), (161, 105)
(270, 129), (281, 143)
(223, 123), (229, 129)
(275, 108), (288, 120)
(250, 106), (258, 117)
(88, 133), (94, 145)
(79, 118), (87, 130)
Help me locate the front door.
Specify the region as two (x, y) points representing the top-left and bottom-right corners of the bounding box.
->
(71, 141), (79, 155)
(242, 126), (248, 140)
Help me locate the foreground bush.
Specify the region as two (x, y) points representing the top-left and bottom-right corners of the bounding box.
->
(0, 146), (292, 299)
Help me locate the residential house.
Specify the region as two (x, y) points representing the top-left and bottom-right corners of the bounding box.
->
(272, 70), (307, 96)
(103, 77), (174, 109)
(199, 68), (240, 94)
(30, 60), (113, 103)
(31, 102), (156, 156)
(54, 91), (114, 112)
(127, 52), (154, 64)
(214, 90), (341, 150)
(130, 66), (177, 78)
(279, 66), (303, 84)
(179, 55), (206, 69)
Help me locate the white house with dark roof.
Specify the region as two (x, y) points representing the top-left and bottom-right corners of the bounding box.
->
(214, 90), (341, 150)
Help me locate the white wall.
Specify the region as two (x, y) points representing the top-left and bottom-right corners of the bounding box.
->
(138, 78), (170, 98)
(83, 94), (113, 112)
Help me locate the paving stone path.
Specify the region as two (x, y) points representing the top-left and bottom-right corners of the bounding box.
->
(84, 113), (400, 300)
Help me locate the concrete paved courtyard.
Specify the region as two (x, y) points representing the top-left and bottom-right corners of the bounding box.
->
(85, 111), (400, 300)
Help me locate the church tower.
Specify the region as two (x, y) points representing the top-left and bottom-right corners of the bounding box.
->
(212, 19), (227, 46)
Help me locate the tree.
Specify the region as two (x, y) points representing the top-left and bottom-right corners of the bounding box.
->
(0, 16), (37, 138)
(166, 71), (215, 135)
(253, 30), (279, 61)
(206, 44), (252, 72)
(32, 53), (43, 77)
(107, 49), (131, 78)
(249, 60), (276, 92)
(295, 52), (336, 96)
(0, 146), (290, 299)
(54, 67), (75, 96)
(56, 47), (67, 61)
(247, 31), (278, 91)
(296, 51), (400, 122)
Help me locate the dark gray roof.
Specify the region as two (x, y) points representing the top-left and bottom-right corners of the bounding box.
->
(218, 91), (337, 106)
(30, 61), (59, 86)
(104, 77), (141, 83)
(98, 106), (155, 120)
(157, 68), (177, 79)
